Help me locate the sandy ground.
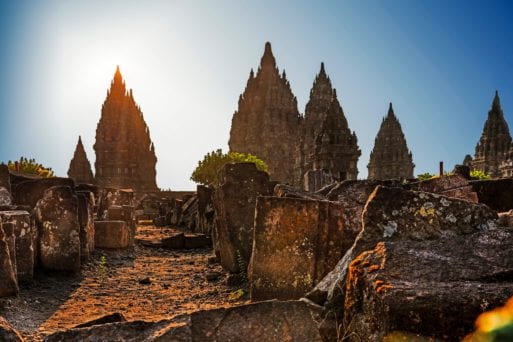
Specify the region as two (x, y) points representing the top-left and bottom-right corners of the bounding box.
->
(0, 225), (248, 341)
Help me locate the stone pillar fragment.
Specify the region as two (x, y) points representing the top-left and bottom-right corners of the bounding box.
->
(0, 210), (34, 282)
(35, 186), (81, 272)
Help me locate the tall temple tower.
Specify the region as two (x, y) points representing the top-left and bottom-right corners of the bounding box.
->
(309, 89), (361, 181)
(367, 103), (414, 180)
(299, 63), (335, 180)
(472, 91), (512, 177)
(68, 136), (95, 185)
(93, 66), (158, 192)
(228, 42), (301, 184)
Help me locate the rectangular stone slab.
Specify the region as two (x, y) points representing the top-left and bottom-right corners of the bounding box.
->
(95, 221), (129, 249)
(249, 196), (349, 301)
(0, 210), (34, 282)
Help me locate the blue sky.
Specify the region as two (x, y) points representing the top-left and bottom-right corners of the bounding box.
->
(1, 0), (512, 190)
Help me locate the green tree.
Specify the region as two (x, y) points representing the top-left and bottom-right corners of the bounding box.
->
(417, 172), (436, 181)
(470, 169), (491, 180)
(6, 157), (55, 178)
(191, 149), (268, 186)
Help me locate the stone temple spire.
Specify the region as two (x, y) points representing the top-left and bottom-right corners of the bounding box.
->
(367, 103), (414, 180)
(68, 135), (95, 185)
(472, 91), (512, 177)
(297, 63), (336, 181)
(310, 89), (361, 181)
(229, 42), (301, 184)
(94, 66), (158, 192)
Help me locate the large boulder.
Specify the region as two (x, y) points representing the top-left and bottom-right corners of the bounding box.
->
(471, 178), (513, 212)
(94, 221), (129, 249)
(35, 186), (81, 272)
(325, 180), (402, 236)
(0, 316), (24, 341)
(44, 300), (323, 341)
(12, 177), (75, 209)
(0, 210), (35, 282)
(213, 163), (273, 273)
(249, 196), (351, 301)
(307, 186), (497, 311)
(0, 223), (18, 297)
(344, 227), (513, 341)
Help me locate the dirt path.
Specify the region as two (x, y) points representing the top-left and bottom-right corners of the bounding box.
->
(0, 225), (248, 341)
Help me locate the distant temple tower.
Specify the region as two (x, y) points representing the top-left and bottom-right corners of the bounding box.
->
(93, 66), (158, 192)
(471, 91), (512, 178)
(367, 103), (414, 180)
(309, 89), (361, 181)
(68, 136), (95, 184)
(299, 63), (336, 180)
(228, 42), (301, 184)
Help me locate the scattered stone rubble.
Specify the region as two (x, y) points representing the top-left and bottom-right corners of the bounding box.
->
(4, 161), (513, 341)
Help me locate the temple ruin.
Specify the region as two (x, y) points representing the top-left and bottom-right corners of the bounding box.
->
(367, 103), (415, 180)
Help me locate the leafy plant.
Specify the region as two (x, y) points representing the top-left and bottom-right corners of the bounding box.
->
(190, 149), (268, 187)
(470, 169), (491, 180)
(235, 249), (248, 280)
(6, 157), (55, 178)
(417, 172), (435, 181)
(228, 288), (245, 301)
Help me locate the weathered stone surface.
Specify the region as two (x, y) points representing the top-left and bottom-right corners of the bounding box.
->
(213, 162), (272, 273)
(471, 178), (513, 212)
(161, 232), (185, 249)
(407, 174), (478, 202)
(367, 103), (414, 180)
(498, 210), (513, 227)
(0, 316), (24, 341)
(0, 187), (12, 206)
(303, 169), (334, 193)
(94, 221), (129, 249)
(0, 164), (11, 193)
(94, 67), (158, 192)
(184, 234), (211, 249)
(98, 188), (134, 219)
(228, 42), (301, 184)
(45, 300), (322, 342)
(0, 210), (34, 282)
(308, 186), (497, 311)
(2, 222), (17, 280)
(180, 195), (198, 231)
(35, 186), (80, 272)
(77, 193), (94, 262)
(0, 223), (18, 298)
(249, 196), (349, 301)
(324, 180), (402, 242)
(344, 227), (513, 341)
(197, 185), (215, 235)
(274, 183), (326, 200)
(12, 178), (75, 209)
(73, 312), (126, 329)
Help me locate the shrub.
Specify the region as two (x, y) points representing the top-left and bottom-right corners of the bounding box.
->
(6, 157), (55, 178)
(190, 149), (268, 187)
(417, 172), (435, 181)
(470, 170), (491, 180)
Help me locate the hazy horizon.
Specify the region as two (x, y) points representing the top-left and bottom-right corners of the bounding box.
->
(1, 1), (512, 190)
